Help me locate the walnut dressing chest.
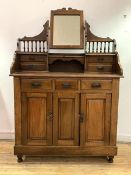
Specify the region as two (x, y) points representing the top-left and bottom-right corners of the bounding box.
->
(10, 8), (123, 163)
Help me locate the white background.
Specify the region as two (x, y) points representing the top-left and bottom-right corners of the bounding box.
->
(0, 0), (131, 141)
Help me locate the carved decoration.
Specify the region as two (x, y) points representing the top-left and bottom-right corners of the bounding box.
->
(49, 59), (84, 73)
(85, 21), (113, 42)
(15, 9), (117, 53)
(19, 20), (49, 41)
(51, 7), (81, 13)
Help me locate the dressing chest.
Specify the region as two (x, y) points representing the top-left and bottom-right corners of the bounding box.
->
(10, 8), (123, 163)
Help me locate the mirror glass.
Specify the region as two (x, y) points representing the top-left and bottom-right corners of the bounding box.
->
(53, 15), (80, 46)
(50, 9), (84, 49)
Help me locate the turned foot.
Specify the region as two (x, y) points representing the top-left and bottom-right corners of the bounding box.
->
(106, 156), (114, 163)
(17, 155), (23, 163)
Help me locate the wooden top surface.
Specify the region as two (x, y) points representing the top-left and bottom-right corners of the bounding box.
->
(10, 71), (123, 78)
(15, 51), (117, 56)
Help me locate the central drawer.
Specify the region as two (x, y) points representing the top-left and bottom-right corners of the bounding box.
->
(21, 79), (52, 92)
(55, 80), (78, 90)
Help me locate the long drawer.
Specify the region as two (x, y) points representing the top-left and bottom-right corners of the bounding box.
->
(21, 79), (53, 92)
(21, 78), (112, 92)
(81, 79), (112, 90)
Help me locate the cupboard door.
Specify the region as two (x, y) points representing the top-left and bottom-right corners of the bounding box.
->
(53, 92), (79, 146)
(81, 93), (111, 146)
(22, 92), (52, 145)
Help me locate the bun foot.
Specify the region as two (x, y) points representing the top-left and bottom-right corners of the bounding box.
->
(106, 156), (114, 163)
(17, 155), (23, 163)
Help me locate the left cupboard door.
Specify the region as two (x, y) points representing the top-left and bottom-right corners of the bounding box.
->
(21, 92), (52, 146)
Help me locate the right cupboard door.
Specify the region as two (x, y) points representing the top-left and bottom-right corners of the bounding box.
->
(81, 93), (111, 146)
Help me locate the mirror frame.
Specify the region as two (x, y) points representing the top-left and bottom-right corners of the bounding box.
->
(49, 8), (84, 49)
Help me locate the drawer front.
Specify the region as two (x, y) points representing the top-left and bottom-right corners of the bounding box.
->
(20, 62), (47, 71)
(81, 80), (112, 90)
(87, 56), (113, 63)
(55, 80), (78, 90)
(20, 55), (47, 62)
(21, 79), (52, 92)
(88, 63), (112, 73)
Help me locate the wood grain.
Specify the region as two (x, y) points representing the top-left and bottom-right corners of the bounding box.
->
(21, 92), (52, 146)
(21, 79), (53, 92)
(87, 63), (113, 73)
(10, 72), (123, 78)
(81, 79), (112, 90)
(10, 8), (123, 164)
(14, 78), (21, 145)
(53, 92), (79, 146)
(0, 141), (131, 175)
(110, 79), (120, 145)
(55, 79), (78, 90)
(87, 55), (114, 63)
(81, 93), (111, 146)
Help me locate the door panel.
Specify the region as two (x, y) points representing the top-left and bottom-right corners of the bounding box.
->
(28, 97), (47, 139)
(81, 93), (111, 146)
(22, 92), (52, 145)
(87, 99), (104, 141)
(58, 99), (75, 139)
(53, 92), (79, 146)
